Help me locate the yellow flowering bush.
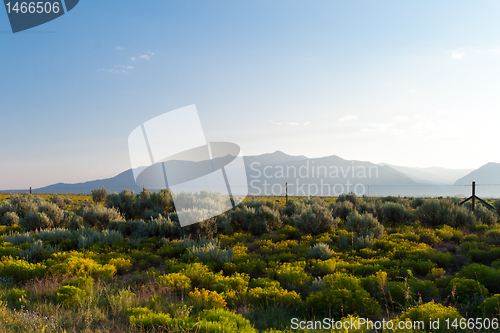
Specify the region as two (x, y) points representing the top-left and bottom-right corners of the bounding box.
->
(188, 288), (226, 310)
(49, 256), (116, 279)
(0, 257), (46, 282)
(108, 257), (132, 274)
(246, 285), (302, 308)
(156, 272), (192, 294)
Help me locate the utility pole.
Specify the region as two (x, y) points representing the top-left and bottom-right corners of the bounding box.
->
(459, 181), (494, 212)
(472, 181), (475, 212)
(285, 182), (288, 206)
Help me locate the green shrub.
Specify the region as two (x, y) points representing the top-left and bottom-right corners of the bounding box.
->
(398, 301), (462, 333)
(1, 211), (19, 226)
(336, 193), (360, 206)
(436, 225), (462, 241)
(127, 306), (153, 318)
(246, 285), (301, 308)
(157, 273), (192, 294)
(108, 217), (182, 239)
(128, 307), (257, 333)
(449, 277), (488, 301)
(292, 202), (338, 235)
(345, 211), (384, 247)
(105, 190), (140, 220)
(386, 281), (407, 308)
(19, 239), (49, 262)
(49, 256), (116, 279)
(453, 205), (476, 228)
(478, 294), (500, 319)
(157, 243), (186, 258)
(333, 201), (353, 221)
(381, 202), (411, 225)
(213, 273), (249, 293)
(108, 257), (133, 274)
(0, 242), (20, 257)
(274, 261), (312, 292)
(305, 286), (381, 318)
(92, 187), (108, 204)
(140, 189), (175, 216)
(49, 194), (66, 209)
(463, 234), (480, 242)
(401, 259), (436, 276)
(81, 205), (124, 229)
(277, 225), (301, 239)
(308, 273), (382, 318)
(108, 289), (136, 315)
(38, 202), (65, 228)
(416, 199), (477, 228)
(2, 231), (33, 245)
(308, 242), (333, 260)
(248, 278), (280, 289)
(19, 211), (52, 231)
(357, 201), (377, 215)
(197, 308), (257, 333)
(282, 200), (306, 221)
(360, 275), (382, 299)
(0, 202), (16, 217)
(234, 258), (266, 276)
(9, 194), (44, 218)
(64, 276), (94, 294)
(474, 205), (497, 226)
(0, 256), (46, 282)
(244, 206), (282, 235)
(428, 267), (446, 280)
(466, 248), (500, 265)
(6, 288), (28, 309)
(411, 197), (425, 209)
(418, 229), (442, 246)
(408, 278), (439, 302)
(188, 288), (226, 310)
(188, 239), (234, 264)
(309, 258), (337, 275)
(416, 199), (454, 227)
(179, 263), (217, 289)
(486, 229), (500, 246)
(55, 285), (87, 307)
(458, 263), (500, 293)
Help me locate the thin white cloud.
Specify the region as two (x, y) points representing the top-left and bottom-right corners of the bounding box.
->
(304, 121), (311, 126)
(289, 122), (299, 126)
(99, 69), (127, 73)
(408, 89), (416, 93)
(338, 115), (358, 122)
(452, 51), (465, 59)
(131, 52), (154, 62)
(362, 122), (393, 132)
(115, 65), (134, 69)
(116, 46), (123, 50)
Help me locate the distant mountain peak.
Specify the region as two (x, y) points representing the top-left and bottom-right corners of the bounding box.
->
(267, 150), (307, 158)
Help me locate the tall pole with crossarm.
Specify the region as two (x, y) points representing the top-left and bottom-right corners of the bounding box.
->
(459, 181), (494, 212)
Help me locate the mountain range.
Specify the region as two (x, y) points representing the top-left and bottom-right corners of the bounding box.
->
(4, 151), (500, 197)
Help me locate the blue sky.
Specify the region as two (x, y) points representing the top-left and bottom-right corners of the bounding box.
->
(2, 0), (500, 189)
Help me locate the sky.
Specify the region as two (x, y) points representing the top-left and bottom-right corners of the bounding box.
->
(2, 0), (500, 189)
